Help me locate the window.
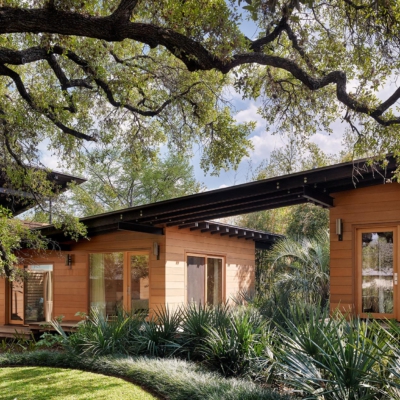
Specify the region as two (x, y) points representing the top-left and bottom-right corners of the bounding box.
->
(357, 228), (396, 318)
(187, 255), (223, 305)
(10, 264), (53, 324)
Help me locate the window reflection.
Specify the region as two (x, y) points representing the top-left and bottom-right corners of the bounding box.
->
(362, 232), (393, 314)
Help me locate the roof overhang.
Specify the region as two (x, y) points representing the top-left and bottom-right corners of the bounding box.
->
(1, 170), (86, 215)
(39, 154), (398, 246)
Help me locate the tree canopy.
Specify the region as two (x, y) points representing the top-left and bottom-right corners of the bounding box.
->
(2, 0), (400, 276)
(67, 148), (203, 216)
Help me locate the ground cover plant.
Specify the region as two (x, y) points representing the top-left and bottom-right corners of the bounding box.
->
(0, 366), (157, 400)
(0, 351), (290, 400)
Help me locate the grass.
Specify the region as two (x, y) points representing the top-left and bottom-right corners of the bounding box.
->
(0, 366), (157, 400)
(0, 351), (290, 400)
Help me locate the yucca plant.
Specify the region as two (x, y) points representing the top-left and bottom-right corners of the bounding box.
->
(52, 307), (146, 357)
(199, 306), (273, 379)
(180, 303), (215, 360)
(276, 307), (390, 399)
(131, 306), (182, 357)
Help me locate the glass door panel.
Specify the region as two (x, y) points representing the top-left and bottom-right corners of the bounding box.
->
(129, 254), (149, 311)
(207, 258), (222, 305)
(90, 253), (124, 317)
(361, 231), (394, 315)
(187, 256), (205, 305)
(10, 280), (24, 324)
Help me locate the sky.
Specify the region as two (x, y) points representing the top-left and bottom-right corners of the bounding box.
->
(190, 92), (345, 190)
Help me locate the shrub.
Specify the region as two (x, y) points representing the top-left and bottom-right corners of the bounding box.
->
(180, 303), (230, 360)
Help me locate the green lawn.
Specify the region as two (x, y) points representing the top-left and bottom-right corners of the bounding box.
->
(0, 367), (158, 400)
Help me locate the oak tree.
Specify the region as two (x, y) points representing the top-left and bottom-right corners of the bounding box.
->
(2, 0), (400, 276)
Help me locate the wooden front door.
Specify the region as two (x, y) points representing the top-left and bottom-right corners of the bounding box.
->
(357, 227), (397, 319)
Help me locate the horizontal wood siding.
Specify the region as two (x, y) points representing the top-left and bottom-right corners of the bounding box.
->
(0, 278), (5, 325)
(330, 183), (400, 315)
(165, 226), (255, 310)
(14, 230), (166, 320)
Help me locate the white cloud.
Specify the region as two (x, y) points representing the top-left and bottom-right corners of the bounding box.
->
(235, 103), (265, 131)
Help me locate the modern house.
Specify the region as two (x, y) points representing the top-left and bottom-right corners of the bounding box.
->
(1, 154), (400, 335)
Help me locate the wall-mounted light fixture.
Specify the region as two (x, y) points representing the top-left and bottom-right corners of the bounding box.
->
(65, 254), (73, 269)
(153, 242), (160, 260)
(336, 219), (343, 241)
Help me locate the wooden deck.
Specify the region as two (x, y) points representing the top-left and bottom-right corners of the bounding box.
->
(28, 320), (79, 333)
(0, 325), (32, 339)
(0, 321), (79, 339)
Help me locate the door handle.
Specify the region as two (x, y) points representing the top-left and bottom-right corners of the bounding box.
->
(394, 273), (398, 285)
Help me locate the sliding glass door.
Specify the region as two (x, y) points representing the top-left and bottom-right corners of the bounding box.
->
(128, 252), (150, 312)
(90, 253), (124, 317)
(89, 252), (149, 317)
(10, 279), (24, 324)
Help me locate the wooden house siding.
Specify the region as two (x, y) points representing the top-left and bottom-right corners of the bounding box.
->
(70, 230), (166, 312)
(330, 183), (400, 315)
(2, 224), (256, 327)
(164, 226), (255, 310)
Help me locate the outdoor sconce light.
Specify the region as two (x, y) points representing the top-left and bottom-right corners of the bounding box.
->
(153, 242), (160, 260)
(336, 219), (343, 241)
(65, 254), (73, 269)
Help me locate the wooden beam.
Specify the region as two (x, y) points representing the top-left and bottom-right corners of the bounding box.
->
(200, 222), (210, 232)
(220, 227), (230, 236)
(189, 222), (200, 231)
(229, 228), (238, 237)
(210, 225), (220, 234)
(302, 187), (333, 208)
(118, 222), (163, 235)
(245, 232), (255, 240)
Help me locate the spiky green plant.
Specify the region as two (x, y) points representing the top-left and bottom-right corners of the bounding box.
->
(131, 307), (182, 357)
(52, 307), (146, 357)
(276, 307), (390, 399)
(199, 306), (273, 379)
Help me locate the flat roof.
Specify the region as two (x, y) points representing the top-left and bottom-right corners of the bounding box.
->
(40, 154), (397, 249)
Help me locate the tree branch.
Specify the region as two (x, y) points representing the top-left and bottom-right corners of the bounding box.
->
(111, 0), (139, 21)
(0, 64), (95, 141)
(0, 4), (399, 127)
